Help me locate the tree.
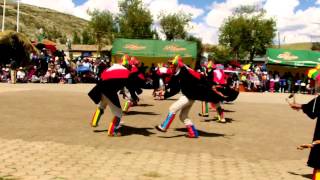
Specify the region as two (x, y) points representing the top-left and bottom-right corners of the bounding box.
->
(219, 5), (276, 62)
(81, 29), (95, 44)
(59, 34), (67, 44)
(186, 35), (202, 57)
(72, 31), (81, 44)
(311, 42), (320, 51)
(159, 12), (191, 41)
(117, 0), (153, 39)
(210, 46), (233, 63)
(88, 9), (115, 56)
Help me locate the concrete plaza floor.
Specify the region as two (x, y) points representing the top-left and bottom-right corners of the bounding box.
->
(0, 84), (317, 180)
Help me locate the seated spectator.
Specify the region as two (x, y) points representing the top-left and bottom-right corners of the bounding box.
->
(0, 68), (8, 82)
(65, 73), (73, 84)
(17, 67), (26, 83)
(41, 68), (52, 83)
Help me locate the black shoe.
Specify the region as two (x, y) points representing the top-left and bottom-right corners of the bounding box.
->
(198, 113), (209, 117)
(155, 125), (166, 132)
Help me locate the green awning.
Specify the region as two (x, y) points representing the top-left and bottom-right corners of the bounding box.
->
(267, 48), (320, 67)
(111, 38), (197, 58)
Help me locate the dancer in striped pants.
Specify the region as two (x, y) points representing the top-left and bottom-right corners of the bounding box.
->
(156, 55), (226, 138)
(89, 55), (131, 137)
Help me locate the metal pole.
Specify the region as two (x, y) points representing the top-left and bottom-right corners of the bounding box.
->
(2, 0), (6, 32)
(16, 0), (20, 32)
(278, 31), (280, 48)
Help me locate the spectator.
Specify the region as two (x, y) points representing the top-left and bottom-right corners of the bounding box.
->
(294, 73), (301, 93)
(16, 67), (26, 83)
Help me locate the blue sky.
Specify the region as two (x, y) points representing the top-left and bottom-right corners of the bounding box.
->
(74, 0), (86, 5)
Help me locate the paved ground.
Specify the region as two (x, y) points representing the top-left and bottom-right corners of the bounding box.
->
(0, 83), (317, 180)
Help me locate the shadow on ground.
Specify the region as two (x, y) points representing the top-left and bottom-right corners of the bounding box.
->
(208, 109), (235, 113)
(93, 125), (155, 137)
(288, 171), (312, 179)
(137, 103), (154, 107)
(223, 109), (236, 113)
(163, 98), (178, 101)
(202, 117), (235, 123)
(157, 128), (225, 138)
(124, 111), (160, 116)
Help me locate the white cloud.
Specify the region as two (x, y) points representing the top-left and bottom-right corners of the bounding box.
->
(317, 0), (320, 5)
(204, 0), (320, 44)
(205, 0), (264, 28)
(72, 0), (119, 20)
(264, 0), (299, 18)
(189, 22), (218, 44)
(143, 0), (204, 22)
(204, 0), (264, 44)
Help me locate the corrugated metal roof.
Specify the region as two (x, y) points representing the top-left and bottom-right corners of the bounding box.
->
(56, 44), (112, 51)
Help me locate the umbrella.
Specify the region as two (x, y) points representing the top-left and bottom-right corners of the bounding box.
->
(242, 63), (251, 71)
(307, 65), (320, 80)
(77, 66), (91, 73)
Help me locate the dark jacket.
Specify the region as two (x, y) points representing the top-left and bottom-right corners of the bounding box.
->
(302, 95), (320, 168)
(88, 64), (129, 108)
(164, 66), (223, 103)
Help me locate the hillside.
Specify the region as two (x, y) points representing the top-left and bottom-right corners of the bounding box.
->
(0, 0), (88, 43)
(272, 42), (313, 50)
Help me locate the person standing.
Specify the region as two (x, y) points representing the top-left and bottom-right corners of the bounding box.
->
(10, 58), (18, 84)
(289, 67), (320, 179)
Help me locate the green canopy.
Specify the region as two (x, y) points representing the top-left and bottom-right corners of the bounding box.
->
(112, 38), (196, 58)
(111, 38), (197, 66)
(267, 48), (320, 67)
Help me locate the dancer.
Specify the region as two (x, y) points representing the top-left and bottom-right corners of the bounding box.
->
(198, 61), (238, 123)
(156, 55), (228, 138)
(122, 57), (145, 113)
(288, 66), (320, 179)
(153, 63), (172, 100)
(88, 55), (131, 137)
(198, 61), (214, 117)
(211, 64), (228, 122)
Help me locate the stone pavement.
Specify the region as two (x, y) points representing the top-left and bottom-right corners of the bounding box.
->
(0, 137), (311, 180)
(0, 84), (317, 180)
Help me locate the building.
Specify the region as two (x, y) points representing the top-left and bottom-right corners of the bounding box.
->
(56, 44), (112, 58)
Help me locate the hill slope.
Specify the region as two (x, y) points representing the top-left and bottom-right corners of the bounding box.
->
(0, 0), (88, 43)
(272, 42), (313, 50)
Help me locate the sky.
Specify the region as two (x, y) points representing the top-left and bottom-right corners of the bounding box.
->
(19, 0), (320, 44)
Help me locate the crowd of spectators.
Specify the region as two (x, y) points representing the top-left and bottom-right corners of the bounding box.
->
(0, 48), (112, 84)
(238, 64), (316, 94)
(0, 50), (317, 95)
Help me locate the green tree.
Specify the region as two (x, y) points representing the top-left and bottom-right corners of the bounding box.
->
(81, 29), (91, 44)
(88, 9), (115, 56)
(72, 31), (81, 44)
(219, 5), (276, 62)
(210, 46), (233, 63)
(59, 34), (67, 44)
(186, 35), (202, 58)
(117, 0), (153, 39)
(159, 12), (191, 41)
